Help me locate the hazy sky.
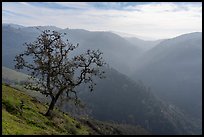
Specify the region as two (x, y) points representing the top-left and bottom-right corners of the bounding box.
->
(2, 2), (202, 40)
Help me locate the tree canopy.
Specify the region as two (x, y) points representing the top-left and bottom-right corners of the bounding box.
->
(14, 30), (106, 116)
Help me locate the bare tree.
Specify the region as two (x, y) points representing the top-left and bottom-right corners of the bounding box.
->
(14, 30), (106, 116)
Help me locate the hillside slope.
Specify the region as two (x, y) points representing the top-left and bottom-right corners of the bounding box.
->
(78, 68), (201, 135)
(2, 84), (149, 135)
(130, 32), (202, 120)
(2, 66), (201, 135)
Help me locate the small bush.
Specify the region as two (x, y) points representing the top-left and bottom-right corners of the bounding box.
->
(75, 123), (81, 129)
(2, 101), (19, 115)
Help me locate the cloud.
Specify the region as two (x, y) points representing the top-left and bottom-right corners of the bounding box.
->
(2, 2), (202, 40)
(54, 2), (91, 9)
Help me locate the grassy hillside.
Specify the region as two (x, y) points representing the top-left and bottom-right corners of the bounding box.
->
(2, 83), (150, 135)
(2, 84), (90, 135)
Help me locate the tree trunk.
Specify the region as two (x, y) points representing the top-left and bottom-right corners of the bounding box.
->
(45, 97), (57, 116)
(45, 89), (63, 116)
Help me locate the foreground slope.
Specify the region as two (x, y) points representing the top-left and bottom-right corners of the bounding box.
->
(2, 84), (149, 135)
(2, 84), (89, 135)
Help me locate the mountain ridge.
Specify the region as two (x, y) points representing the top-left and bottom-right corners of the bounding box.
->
(130, 32), (202, 121)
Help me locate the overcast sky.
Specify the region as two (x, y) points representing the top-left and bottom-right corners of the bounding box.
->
(2, 2), (202, 40)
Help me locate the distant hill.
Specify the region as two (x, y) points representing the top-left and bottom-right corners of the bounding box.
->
(77, 67), (201, 135)
(2, 24), (141, 75)
(26, 25), (62, 32)
(2, 66), (30, 84)
(2, 23), (25, 29)
(130, 32), (202, 120)
(124, 37), (164, 51)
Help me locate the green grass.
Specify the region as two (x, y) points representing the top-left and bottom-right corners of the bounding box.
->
(2, 84), (89, 135)
(2, 83), (150, 135)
